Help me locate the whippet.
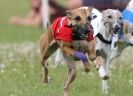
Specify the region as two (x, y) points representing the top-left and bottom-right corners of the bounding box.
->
(92, 8), (133, 94)
(40, 7), (96, 96)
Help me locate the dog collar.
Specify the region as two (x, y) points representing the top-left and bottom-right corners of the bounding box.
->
(96, 33), (112, 44)
(96, 32), (119, 50)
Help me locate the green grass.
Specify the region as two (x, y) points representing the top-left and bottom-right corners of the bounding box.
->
(0, 0), (133, 96)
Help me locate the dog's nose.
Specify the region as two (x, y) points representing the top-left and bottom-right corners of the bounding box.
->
(114, 25), (121, 34)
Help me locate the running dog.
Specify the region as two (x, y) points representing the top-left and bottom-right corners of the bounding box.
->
(40, 7), (96, 96)
(91, 8), (133, 93)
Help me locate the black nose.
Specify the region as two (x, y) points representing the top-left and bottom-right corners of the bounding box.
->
(114, 25), (121, 34)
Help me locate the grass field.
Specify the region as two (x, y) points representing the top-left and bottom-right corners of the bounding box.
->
(0, 0), (133, 96)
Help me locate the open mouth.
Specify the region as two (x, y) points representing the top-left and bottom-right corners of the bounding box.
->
(114, 25), (122, 34)
(113, 22), (124, 34)
(114, 28), (121, 34)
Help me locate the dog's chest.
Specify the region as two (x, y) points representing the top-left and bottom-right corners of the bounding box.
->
(72, 40), (88, 52)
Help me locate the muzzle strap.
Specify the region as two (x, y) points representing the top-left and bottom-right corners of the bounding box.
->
(72, 25), (94, 40)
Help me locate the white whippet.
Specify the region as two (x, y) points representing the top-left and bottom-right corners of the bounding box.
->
(92, 8), (133, 94)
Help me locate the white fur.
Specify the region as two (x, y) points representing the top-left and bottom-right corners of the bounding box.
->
(98, 65), (107, 78)
(127, 0), (133, 12)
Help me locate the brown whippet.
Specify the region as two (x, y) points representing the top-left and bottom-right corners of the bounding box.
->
(40, 7), (96, 96)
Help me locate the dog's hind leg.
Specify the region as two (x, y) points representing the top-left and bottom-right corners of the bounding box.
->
(41, 41), (59, 83)
(40, 32), (59, 83)
(101, 79), (108, 94)
(63, 55), (77, 96)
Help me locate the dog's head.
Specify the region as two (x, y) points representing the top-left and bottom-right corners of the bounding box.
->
(65, 6), (93, 39)
(102, 9), (123, 34)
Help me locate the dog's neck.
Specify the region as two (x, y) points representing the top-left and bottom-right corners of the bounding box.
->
(98, 20), (113, 41)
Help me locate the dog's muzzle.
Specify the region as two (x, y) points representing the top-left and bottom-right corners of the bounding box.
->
(114, 23), (123, 34)
(72, 24), (90, 40)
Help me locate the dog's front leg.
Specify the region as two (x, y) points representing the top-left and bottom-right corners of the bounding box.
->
(62, 47), (90, 72)
(62, 47), (75, 56)
(58, 41), (90, 72)
(96, 57), (110, 94)
(87, 40), (96, 61)
(101, 59), (111, 94)
(96, 56), (109, 80)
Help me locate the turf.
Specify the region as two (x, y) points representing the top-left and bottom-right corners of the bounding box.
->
(0, 0), (133, 96)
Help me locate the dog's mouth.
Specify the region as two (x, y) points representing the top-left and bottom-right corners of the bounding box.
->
(104, 22), (123, 35)
(114, 25), (122, 34)
(72, 24), (91, 40)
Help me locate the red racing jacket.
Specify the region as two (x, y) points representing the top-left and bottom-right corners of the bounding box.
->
(52, 17), (94, 42)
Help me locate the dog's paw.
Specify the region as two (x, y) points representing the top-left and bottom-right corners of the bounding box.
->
(95, 64), (101, 71)
(41, 76), (52, 84)
(84, 62), (91, 72)
(102, 75), (109, 80)
(84, 68), (90, 73)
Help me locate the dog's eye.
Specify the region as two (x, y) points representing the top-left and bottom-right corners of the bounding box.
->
(88, 16), (92, 21)
(108, 15), (113, 19)
(75, 16), (81, 21)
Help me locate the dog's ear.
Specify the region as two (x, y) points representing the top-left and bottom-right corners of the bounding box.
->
(88, 6), (93, 12)
(101, 10), (106, 14)
(101, 10), (107, 21)
(65, 10), (72, 19)
(65, 10), (73, 26)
